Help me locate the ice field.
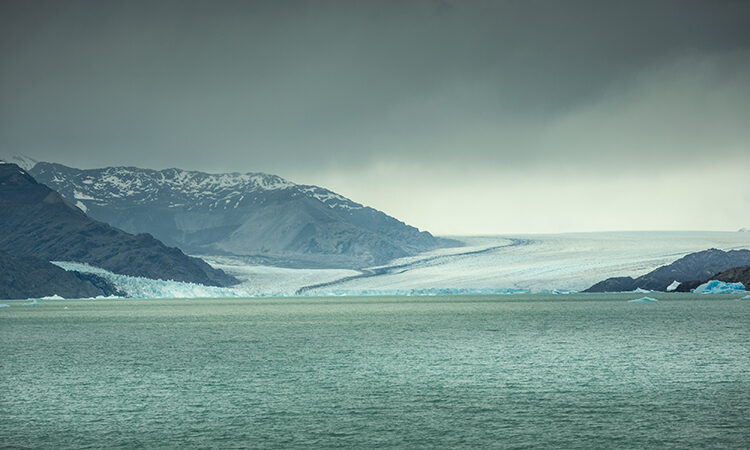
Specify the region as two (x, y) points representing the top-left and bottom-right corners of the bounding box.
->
(41, 231), (750, 298)
(207, 231), (750, 296)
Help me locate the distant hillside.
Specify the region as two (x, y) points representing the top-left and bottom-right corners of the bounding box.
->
(0, 163), (238, 286)
(30, 162), (458, 268)
(584, 248), (750, 292)
(0, 251), (122, 300)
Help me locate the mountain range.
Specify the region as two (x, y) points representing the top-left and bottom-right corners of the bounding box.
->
(0, 163), (237, 290)
(30, 162), (457, 268)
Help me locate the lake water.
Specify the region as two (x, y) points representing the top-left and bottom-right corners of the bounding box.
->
(1, 294), (749, 448)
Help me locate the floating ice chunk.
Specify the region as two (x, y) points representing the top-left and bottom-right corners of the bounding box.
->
(547, 289), (574, 295)
(666, 280), (680, 291)
(633, 288), (651, 293)
(629, 297), (658, 303)
(23, 299), (39, 306)
(692, 280), (746, 294)
(41, 294), (64, 300)
(0, 304), (9, 308)
(741, 295), (750, 300)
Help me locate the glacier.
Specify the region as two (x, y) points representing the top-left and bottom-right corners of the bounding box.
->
(52, 262), (248, 299)
(293, 232), (750, 295)
(22, 231), (750, 299)
(692, 280), (746, 294)
(201, 256), (359, 296)
(629, 297), (658, 302)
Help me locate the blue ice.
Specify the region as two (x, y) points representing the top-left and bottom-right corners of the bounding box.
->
(692, 280), (746, 294)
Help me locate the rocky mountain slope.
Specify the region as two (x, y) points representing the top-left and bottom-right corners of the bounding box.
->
(674, 265), (750, 292)
(30, 162), (457, 268)
(712, 265), (750, 286)
(584, 248), (750, 292)
(0, 251), (122, 299)
(0, 163), (237, 286)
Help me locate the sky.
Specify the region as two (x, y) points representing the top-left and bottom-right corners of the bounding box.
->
(1, 0), (749, 235)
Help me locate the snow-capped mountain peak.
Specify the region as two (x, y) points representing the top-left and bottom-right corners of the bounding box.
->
(32, 163), (363, 212)
(0, 153), (38, 171)
(29, 162), (451, 268)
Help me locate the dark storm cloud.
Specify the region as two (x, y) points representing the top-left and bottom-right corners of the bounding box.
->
(1, 0), (749, 174)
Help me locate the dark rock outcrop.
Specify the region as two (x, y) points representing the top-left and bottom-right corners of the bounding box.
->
(0, 163), (238, 286)
(675, 265), (750, 292)
(29, 162), (460, 268)
(714, 265), (750, 286)
(584, 248), (750, 292)
(583, 276), (638, 293)
(0, 251), (122, 300)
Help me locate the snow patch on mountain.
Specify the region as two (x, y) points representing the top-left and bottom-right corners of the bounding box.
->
(73, 190), (96, 200)
(299, 186), (363, 210)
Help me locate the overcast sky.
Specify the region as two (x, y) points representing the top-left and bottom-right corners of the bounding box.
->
(2, 0), (749, 234)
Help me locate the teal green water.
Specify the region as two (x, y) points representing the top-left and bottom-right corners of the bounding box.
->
(1, 294), (749, 448)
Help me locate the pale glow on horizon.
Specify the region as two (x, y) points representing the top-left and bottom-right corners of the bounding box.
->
(289, 162), (750, 236)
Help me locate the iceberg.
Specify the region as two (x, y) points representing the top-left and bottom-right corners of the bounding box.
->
(666, 280), (680, 291)
(546, 289), (575, 295)
(632, 288), (651, 294)
(23, 299), (39, 306)
(52, 261), (248, 299)
(0, 304), (9, 308)
(692, 280), (746, 294)
(629, 297), (658, 303)
(741, 295), (750, 300)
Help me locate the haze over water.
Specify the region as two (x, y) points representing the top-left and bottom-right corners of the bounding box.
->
(2, 294), (749, 448)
